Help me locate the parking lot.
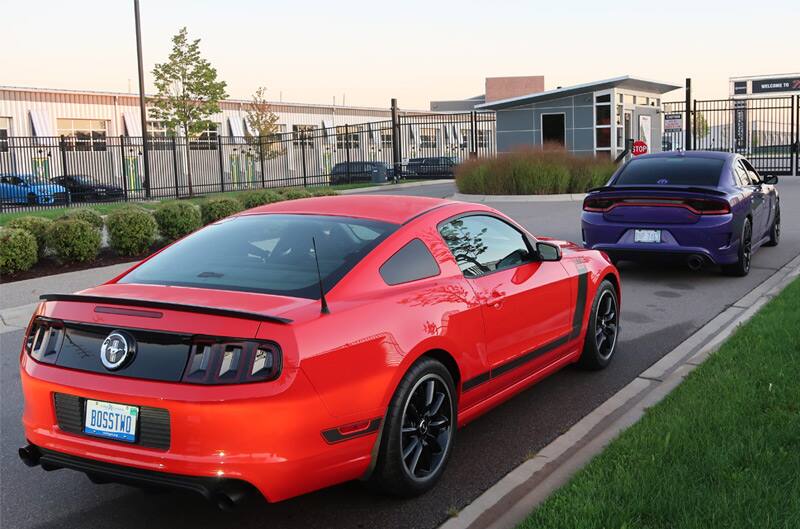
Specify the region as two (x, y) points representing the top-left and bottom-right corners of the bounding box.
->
(2, 178), (799, 529)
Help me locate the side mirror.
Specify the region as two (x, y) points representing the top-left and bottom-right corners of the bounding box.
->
(763, 175), (778, 185)
(536, 241), (562, 262)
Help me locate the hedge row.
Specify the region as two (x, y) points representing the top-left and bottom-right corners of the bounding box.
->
(455, 146), (617, 195)
(1, 187), (338, 276)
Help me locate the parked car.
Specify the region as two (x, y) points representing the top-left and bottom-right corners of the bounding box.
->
(19, 195), (619, 507)
(51, 174), (124, 202)
(0, 173), (69, 205)
(330, 161), (391, 185)
(581, 151), (779, 276)
(405, 157), (457, 179)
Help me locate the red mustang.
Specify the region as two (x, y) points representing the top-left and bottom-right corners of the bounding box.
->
(19, 195), (620, 508)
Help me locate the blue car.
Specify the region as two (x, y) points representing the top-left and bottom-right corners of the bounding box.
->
(581, 151), (779, 276)
(0, 173), (70, 206)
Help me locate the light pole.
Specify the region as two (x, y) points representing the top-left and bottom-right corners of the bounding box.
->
(134, 0), (151, 197)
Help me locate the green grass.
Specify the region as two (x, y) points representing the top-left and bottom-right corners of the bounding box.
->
(0, 181), (390, 226)
(519, 277), (800, 529)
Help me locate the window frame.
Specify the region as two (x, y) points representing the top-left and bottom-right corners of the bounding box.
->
(56, 118), (108, 152)
(0, 116), (10, 153)
(436, 212), (538, 279)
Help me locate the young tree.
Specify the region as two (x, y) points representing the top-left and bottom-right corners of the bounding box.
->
(150, 27), (227, 196)
(245, 86), (283, 161)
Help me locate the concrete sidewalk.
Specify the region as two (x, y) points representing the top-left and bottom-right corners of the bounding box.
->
(0, 262), (135, 334)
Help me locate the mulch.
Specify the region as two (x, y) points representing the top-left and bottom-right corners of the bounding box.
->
(0, 250), (141, 284)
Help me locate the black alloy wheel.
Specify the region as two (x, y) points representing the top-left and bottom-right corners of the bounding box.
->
(723, 218), (752, 276)
(577, 279), (619, 370)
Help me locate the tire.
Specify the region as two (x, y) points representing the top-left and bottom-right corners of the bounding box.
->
(26, 193), (37, 205)
(577, 280), (620, 370)
(722, 218), (752, 277)
(765, 205), (780, 247)
(370, 357), (457, 497)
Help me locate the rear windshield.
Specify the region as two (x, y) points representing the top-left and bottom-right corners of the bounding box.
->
(119, 214), (397, 299)
(614, 157), (724, 187)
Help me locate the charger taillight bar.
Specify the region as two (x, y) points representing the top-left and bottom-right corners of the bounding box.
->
(583, 196), (731, 215)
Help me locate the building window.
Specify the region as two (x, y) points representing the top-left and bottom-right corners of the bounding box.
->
(57, 118), (107, 151)
(292, 125), (316, 147)
(0, 117), (10, 152)
(420, 127), (438, 149)
(189, 123), (220, 150)
(381, 132), (392, 148)
(594, 92), (612, 155)
(476, 129), (489, 149)
(147, 121), (170, 138)
(335, 127), (360, 150)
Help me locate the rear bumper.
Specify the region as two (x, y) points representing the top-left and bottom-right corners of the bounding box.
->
(20, 355), (380, 502)
(581, 212), (739, 265)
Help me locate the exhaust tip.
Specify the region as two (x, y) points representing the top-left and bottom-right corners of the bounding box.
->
(18, 445), (41, 467)
(213, 484), (251, 511)
(687, 255), (704, 271)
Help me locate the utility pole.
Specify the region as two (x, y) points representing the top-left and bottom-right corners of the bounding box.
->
(134, 0), (151, 197)
(684, 78), (692, 151)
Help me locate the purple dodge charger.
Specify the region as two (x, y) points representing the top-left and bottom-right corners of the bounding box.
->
(581, 151), (779, 276)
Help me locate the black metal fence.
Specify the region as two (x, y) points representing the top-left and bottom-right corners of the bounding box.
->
(662, 95), (798, 176)
(0, 111), (496, 212)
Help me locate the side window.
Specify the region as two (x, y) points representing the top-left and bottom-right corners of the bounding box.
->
(438, 215), (533, 278)
(380, 239), (440, 285)
(741, 159), (761, 184)
(733, 163), (750, 187)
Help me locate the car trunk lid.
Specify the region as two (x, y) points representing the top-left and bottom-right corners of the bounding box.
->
(584, 186), (730, 225)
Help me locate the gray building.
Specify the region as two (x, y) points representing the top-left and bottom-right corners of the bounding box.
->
(477, 76), (680, 158)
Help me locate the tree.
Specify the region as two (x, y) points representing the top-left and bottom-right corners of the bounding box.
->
(150, 27), (227, 196)
(694, 112), (710, 139)
(245, 86), (283, 161)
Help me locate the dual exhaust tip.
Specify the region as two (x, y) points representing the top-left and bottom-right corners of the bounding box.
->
(686, 254), (705, 271)
(18, 444), (251, 510)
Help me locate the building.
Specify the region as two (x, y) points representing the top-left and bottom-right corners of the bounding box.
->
(478, 75), (680, 157)
(429, 75), (545, 112)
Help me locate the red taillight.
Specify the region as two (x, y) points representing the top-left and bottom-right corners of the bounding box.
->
(683, 199), (731, 215)
(583, 197), (615, 212)
(181, 339), (281, 384)
(24, 317), (64, 364)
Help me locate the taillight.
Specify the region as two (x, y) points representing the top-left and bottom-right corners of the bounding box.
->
(181, 339), (281, 384)
(25, 317), (64, 364)
(583, 197), (614, 212)
(684, 199), (731, 215)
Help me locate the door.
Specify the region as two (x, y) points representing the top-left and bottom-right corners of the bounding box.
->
(740, 159), (770, 237)
(438, 215), (573, 386)
(541, 114), (566, 146)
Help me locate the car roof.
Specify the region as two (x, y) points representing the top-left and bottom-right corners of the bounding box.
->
(635, 150), (734, 161)
(242, 194), (456, 224)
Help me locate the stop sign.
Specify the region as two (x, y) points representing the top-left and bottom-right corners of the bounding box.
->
(632, 140), (648, 156)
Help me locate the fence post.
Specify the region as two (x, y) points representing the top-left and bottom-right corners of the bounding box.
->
(391, 98), (402, 181)
(59, 135), (68, 177)
(692, 99), (697, 151)
(300, 134), (308, 187)
(470, 111), (478, 158)
(171, 137), (180, 198)
(217, 135), (226, 192)
(345, 124), (351, 183)
(120, 136), (129, 201)
(684, 78), (692, 150)
(259, 136), (266, 189)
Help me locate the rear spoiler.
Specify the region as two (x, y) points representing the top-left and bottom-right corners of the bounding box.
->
(586, 185), (727, 197)
(39, 294), (292, 324)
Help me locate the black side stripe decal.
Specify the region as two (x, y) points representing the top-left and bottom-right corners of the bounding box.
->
(321, 417), (382, 444)
(570, 265), (589, 340)
(463, 264), (589, 392)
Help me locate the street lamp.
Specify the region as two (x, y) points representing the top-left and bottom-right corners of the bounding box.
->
(134, 0), (151, 198)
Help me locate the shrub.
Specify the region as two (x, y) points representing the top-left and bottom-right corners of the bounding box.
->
(153, 201), (201, 241)
(200, 197), (243, 225)
(45, 220), (101, 263)
(59, 208), (104, 230)
(0, 228), (38, 275)
(309, 187), (339, 197)
(239, 190), (282, 209)
(6, 216), (53, 256)
(279, 188), (314, 200)
(106, 207), (158, 256)
(455, 146), (616, 195)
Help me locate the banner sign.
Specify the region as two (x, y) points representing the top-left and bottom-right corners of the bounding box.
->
(734, 100), (747, 151)
(664, 113), (683, 131)
(751, 77), (800, 94)
(733, 81), (747, 95)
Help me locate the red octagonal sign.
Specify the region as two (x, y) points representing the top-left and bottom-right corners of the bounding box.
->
(632, 140), (648, 156)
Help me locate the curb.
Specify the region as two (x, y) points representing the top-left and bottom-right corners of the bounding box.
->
(450, 192), (586, 203)
(439, 252), (800, 529)
(341, 179), (455, 194)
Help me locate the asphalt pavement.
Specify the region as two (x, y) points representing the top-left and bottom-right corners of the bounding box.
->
(2, 178), (799, 529)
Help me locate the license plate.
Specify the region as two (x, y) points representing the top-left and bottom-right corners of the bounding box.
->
(634, 229), (661, 243)
(84, 399), (138, 442)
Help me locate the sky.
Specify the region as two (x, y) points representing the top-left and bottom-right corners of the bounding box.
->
(3, 0), (798, 110)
